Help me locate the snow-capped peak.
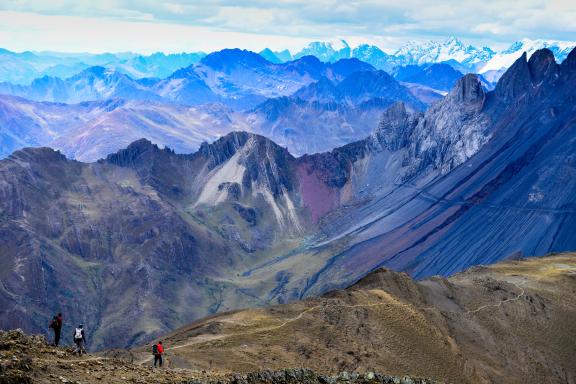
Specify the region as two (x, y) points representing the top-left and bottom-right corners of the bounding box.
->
(294, 39), (351, 62)
(479, 38), (576, 73)
(393, 36), (494, 66)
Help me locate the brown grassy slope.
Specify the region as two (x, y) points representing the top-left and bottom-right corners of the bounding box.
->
(132, 253), (576, 384)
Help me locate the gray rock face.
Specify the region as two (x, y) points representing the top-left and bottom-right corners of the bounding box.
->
(493, 49), (561, 102)
(369, 74), (490, 178)
(447, 73), (486, 105)
(372, 102), (419, 151)
(405, 73), (490, 175)
(528, 48), (558, 84)
(224, 369), (436, 384)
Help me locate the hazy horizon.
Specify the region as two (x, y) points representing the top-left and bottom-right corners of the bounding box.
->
(1, 1), (574, 55)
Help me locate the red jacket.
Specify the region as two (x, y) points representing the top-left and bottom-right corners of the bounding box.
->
(156, 344), (164, 354)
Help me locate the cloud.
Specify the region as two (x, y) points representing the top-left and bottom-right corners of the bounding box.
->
(0, 10), (310, 54)
(0, 0), (575, 53)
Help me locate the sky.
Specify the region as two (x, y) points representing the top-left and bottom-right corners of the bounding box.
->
(0, 0), (574, 54)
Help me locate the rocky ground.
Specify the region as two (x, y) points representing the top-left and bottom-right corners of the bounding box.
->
(0, 330), (436, 384)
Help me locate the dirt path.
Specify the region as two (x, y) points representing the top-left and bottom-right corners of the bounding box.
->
(34, 355), (112, 363)
(465, 281), (525, 315)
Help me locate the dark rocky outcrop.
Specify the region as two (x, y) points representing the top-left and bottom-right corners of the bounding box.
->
(527, 48), (558, 84)
(494, 52), (531, 102)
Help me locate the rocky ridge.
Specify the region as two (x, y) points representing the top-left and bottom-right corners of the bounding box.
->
(0, 330), (436, 384)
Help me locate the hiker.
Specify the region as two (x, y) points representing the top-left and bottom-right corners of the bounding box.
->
(152, 341), (164, 367)
(56, 313), (63, 345)
(48, 315), (61, 346)
(73, 325), (86, 356)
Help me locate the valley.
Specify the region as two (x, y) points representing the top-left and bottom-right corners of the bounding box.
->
(0, 47), (575, 355)
(1, 254), (575, 384)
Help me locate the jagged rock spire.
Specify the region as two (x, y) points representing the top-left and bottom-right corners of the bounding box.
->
(527, 48), (558, 84)
(448, 73), (485, 105)
(495, 48), (566, 102)
(494, 52), (531, 102)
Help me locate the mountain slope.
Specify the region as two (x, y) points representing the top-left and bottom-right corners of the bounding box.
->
(0, 94), (103, 157)
(132, 254), (576, 384)
(0, 133), (309, 349)
(261, 48), (576, 303)
(0, 331), (439, 384)
(393, 63), (464, 92)
(246, 70), (425, 155)
(0, 95), (251, 161)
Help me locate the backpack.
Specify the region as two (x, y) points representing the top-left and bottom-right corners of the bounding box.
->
(74, 328), (83, 340)
(152, 344), (158, 355)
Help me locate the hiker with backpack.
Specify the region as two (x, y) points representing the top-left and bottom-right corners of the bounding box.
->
(152, 341), (164, 367)
(73, 325), (86, 356)
(48, 315), (61, 346)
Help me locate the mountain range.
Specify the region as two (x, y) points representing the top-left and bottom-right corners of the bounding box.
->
(246, 70), (426, 155)
(1, 46), (575, 354)
(0, 48), (206, 85)
(0, 50), (374, 110)
(0, 57), (428, 160)
(2, 37), (574, 88)
(261, 37), (576, 78)
(0, 37), (573, 162)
